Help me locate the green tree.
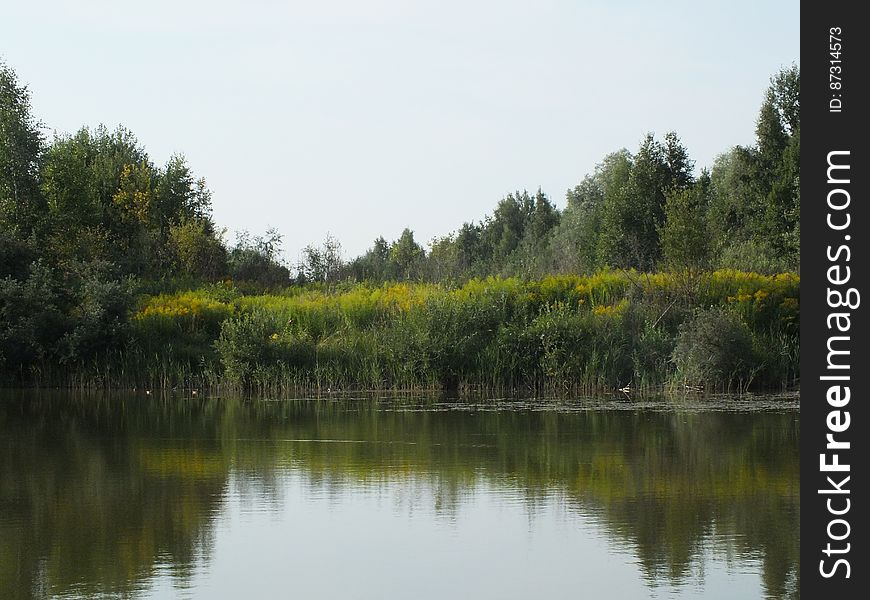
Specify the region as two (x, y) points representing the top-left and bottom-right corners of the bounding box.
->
(548, 152), (622, 274)
(168, 220), (228, 280)
(659, 173), (711, 272)
(0, 61), (45, 236)
(298, 233), (344, 283)
(0, 261), (63, 372)
(349, 236), (391, 282)
(707, 66), (800, 272)
(454, 222), (484, 276)
(389, 228), (424, 280)
(505, 189), (561, 278)
(41, 126), (154, 268)
(426, 234), (461, 283)
(597, 133), (693, 271)
(482, 191), (532, 263)
(154, 155), (213, 232)
(228, 229), (289, 287)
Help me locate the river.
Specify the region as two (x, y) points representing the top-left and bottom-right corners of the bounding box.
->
(0, 392), (799, 599)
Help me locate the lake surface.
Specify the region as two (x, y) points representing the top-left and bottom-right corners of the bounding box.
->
(0, 392), (799, 599)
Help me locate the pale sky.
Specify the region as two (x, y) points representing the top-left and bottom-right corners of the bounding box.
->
(2, 0), (799, 262)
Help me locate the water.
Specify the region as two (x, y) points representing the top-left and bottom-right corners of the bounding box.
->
(0, 392), (799, 599)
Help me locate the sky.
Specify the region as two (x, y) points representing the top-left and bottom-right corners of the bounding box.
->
(1, 0), (799, 262)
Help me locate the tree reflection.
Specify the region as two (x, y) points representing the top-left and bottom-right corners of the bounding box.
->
(0, 393), (798, 599)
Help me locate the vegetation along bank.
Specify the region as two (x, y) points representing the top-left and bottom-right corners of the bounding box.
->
(0, 61), (800, 393)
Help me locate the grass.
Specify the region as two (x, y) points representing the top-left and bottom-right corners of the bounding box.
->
(110, 271), (800, 393)
(32, 269), (800, 395)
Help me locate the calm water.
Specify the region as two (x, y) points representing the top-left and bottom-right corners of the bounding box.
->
(0, 392), (799, 600)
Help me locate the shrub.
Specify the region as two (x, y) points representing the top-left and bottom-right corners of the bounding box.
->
(716, 239), (793, 275)
(0, 261), (65, 372)
(23, 269), (797, 391)
(672, 307), (755, 390)
(59, 266), (136, 365)
(632, 322), (675, 388)
(530, 301), (632, 389)
(214, 312), (264, 385)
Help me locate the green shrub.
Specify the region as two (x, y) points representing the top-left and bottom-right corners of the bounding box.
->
(6, 269), (798, 391)
(215, 310), (314, 387)
(716, 239), (793, 275)
(0, 261), (65, 372)
(632, 322), (675, 388)
(672, 307), (755, 390)
(59, 266), (136, 365)
(530, 301), (631, 389)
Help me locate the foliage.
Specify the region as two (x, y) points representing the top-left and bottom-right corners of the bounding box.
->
(597, 133), (694, 271)
(112, 271), (799, 392)
(0, 60), (801, 389)
(0, 395), (799, 600)
(659, 173), (711, 272)
(0, 61), (45, 236)
(297, 233), (343, 284)
(215, 310), (315, 387)
(168, 219), (228, 279)
(227, 229), (290, 288)
(0, 259), (134, 378)
(672, 307), (756, 390)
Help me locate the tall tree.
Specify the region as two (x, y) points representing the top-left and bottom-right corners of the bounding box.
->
(350, 236), (391, 282)
(299, 234), (344, 283)
(659, 172), (711, 272)
(597, 133), (693, 271)
(0, 61), (45, 236)
(390, 228), (424, 280)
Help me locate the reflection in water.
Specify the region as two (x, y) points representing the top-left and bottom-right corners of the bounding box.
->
(0, 393), (799, 599)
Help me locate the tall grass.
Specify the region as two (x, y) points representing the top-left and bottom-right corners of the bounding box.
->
(53, 270), (799, 394)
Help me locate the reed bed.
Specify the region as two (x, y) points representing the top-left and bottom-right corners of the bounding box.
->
(34, 270), (799, 395)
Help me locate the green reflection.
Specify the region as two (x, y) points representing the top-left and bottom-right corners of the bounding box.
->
(0, 392), (799, 599)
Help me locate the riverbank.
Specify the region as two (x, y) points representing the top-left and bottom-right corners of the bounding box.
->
(14, 269), (798, 394)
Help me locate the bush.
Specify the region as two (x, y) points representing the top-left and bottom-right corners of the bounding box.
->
(15, 269), (797, 391)
(530, 301), (632, 389)
(632, 322), (675, 388)
(672, 307), (755, 389)
(716, 239), (793, 275)
(215, 310), (314, 387)
(58, 263), (136, 365)
(0, 261), (65, 372)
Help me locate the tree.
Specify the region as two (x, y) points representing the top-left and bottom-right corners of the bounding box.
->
(769, 65), (800, 137)
(548, 152), (621, 274)
(0, 61), (45, 236)
(229, 229), (289, 287)
(505, 189), (561, 278)
(483, 191), (532, 262)
(597, 133), (694, 271)
(41, 126), (158, 269)
(298, 233), (344, 283)
(154, 155), (213, 230)
(758, 66), (800, 266)
(349, 236), (391, 282)
(528, 188), (560, 241)
(755, 90), (788, 182)
(169, 220), (227, 280)
(111, 161), (158, 274)
(426, 234), (460, 283)
(389, 228), (424, 280)
(659, 173), (711, 273)
(706, 66), (800, 272)
(453, 223), (484, 277)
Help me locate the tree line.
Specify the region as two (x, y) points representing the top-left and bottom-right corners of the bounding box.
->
(306, 67), (799, 283)
(1, 60), (798, 379)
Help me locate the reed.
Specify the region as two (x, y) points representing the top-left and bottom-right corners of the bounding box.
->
(21, 270), (799, 394)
